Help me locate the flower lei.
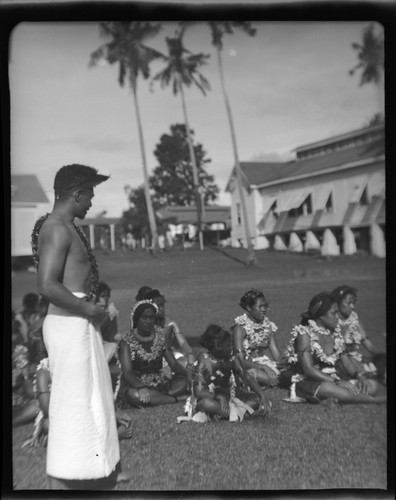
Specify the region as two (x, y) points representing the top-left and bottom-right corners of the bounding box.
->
(285, 320), (345, 366)
(338, 311), (362, 345)
(113, 326), (167, 400)
(234, 313), (278, 357)
(31, 213), (99, 298)
(121, 326), (166, 363)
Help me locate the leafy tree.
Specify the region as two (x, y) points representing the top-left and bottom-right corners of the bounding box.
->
(121, 185), (166, 242)
(89, 22), (163, 252)
(151, 27), (211, 250)
(150, 123), (219, 207)
(349, 23), (384, 111)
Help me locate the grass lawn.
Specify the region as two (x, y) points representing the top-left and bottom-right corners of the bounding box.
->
(10, 247), (388, 491)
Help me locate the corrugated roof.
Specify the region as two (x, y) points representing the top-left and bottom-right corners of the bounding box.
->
(227, 138), (384, 190)
(293, 123), (384, 153)
(78, 217), (122, 226)
(157, 205), (231, 225)
(11, 175), (49, 203)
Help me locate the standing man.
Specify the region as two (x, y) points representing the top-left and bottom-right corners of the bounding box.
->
(31, 164), (120, 489)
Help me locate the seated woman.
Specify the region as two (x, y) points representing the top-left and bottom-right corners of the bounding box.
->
(115, 300), (189, 408)
(142, 288), (195, 371)
(331, 285), (386, 383)
(12, 311), (39, 427)
(232, 289), (281, 388)
(284, 291), (386, 405)
(189, 324), (272, 422)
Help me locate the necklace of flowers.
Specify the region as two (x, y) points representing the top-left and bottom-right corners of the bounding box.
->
(286, 320), (345, 366)
(234, 313), (277, 349)
(122, 327), (166, 363)
(31, 213), (99, 298)
(337, 311), (361, 345)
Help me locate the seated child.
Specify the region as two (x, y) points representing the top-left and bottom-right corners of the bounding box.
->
(186, 324), (272, 422)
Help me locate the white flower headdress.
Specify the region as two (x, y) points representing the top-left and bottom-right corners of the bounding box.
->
(131, 299), (159, 317)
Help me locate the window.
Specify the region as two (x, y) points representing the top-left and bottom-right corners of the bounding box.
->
(359, 186), (369, 205)
(236, 202), (242, 225)
(325, 192), (334, 212)
(288, 194), (312, 217)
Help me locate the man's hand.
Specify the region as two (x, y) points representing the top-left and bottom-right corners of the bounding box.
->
(87, 303), (107, 326)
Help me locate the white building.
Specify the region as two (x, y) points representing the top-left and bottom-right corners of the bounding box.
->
(226, 123), (385, 257)
(11, 175), (49, 257)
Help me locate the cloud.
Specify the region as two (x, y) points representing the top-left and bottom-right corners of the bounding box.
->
(46, 134), (131, 152)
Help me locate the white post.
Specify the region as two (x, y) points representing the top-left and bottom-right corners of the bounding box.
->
(89, 224), (95, 249)
(110, 224), (115, 251)
(342, 225), (357, 255)
(370, 223), (386, 258)
(321, 228), (340, 256)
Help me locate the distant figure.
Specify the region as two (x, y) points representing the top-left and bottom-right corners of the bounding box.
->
(135, 285), (153, 302)
(31, 164), (120, 489)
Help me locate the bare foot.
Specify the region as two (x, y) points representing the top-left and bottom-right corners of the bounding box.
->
(117, 425), (133, 440)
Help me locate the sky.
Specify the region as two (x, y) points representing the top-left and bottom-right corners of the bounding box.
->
(9, 21), (383, 218)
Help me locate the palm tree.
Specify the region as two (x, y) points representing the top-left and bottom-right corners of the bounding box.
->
(89, 22), (163, 253)
(152, 27), (210, 251)
(349, 23), (384, 113)
(203, 21), (257, 265)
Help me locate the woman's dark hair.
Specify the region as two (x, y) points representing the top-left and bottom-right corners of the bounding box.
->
(300, 292), (336, 326)
(143, 289), (165, 302)
(22, 293), (39, 311)
(97, 281), (111, 295)
(239, 289), (268, 311)
(331, 285), (357, 305)
(135, 286), (152, 302)
(131, 301), (157, 329)
(200, 324), (231, 357)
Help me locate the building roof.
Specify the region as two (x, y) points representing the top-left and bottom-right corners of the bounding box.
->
(226, 137), (384, 192)
(157, 205), (231, 225)
(77, 217), (122, 226)
(11, 175), (49, 204)
(293, 123), (384, 154)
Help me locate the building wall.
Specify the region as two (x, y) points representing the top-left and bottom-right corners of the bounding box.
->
(229, 158), (385, 253)
(11, 205), (42, 256)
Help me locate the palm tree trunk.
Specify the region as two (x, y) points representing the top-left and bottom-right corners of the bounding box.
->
(132, 87), (159, 253)
(216, 48), (256, 265)
(179, 80), (204, 251)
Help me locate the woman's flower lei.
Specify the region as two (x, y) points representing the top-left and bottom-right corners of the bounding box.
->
(285, 320), (345, 366)
(31, 213), (99, 298)
(234, 313), (278, 357)
(338, 311), (362, 345)
(113, 326), (166, 400)
(121, 326), (166, 363)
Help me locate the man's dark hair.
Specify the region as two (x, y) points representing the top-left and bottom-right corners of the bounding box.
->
(54, 164), (109, 198)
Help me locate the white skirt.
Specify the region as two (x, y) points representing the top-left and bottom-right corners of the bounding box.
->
(43, 293), (120, 480)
